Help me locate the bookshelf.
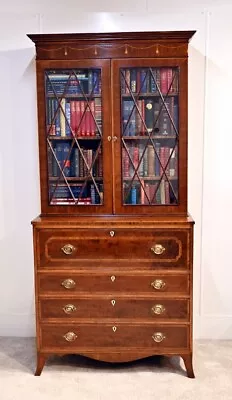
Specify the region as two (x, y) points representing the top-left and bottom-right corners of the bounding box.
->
(29, 31), (195, 377)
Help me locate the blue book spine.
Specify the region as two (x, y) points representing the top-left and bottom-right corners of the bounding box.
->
(88, 70), (93, 94)
(128, 101), (136, 136)
(56, 143), (63, 172)
(63, 143), (71, 177)
(140, 69), (147, 93)
(65, 102), (71, 136)
(54, 99), (61, 136)
(150, 69), (157, 92)
(93, 70), (99, 94)
(131, 187), (137, 204)
(90, 184), (95, 204)
(52, 147), (58, 177)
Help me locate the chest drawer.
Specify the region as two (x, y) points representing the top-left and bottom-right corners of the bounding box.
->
(38, 272), (189, 294)
(39, 298), (189, 320)
(40, 323), (189, 350)
(36, 228), (189, 269)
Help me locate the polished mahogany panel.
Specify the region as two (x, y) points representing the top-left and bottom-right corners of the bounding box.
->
(39, 298), (189, 320)
(37, 228), (189, 269)
(38, 272), (189, 294)
(41, 323), (189, 349)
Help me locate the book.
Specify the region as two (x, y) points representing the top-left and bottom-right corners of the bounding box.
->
(60, 98), (66, 137)
(145, 99), (154, 135)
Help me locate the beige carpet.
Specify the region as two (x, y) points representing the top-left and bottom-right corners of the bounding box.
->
(0, 338), (231, 400)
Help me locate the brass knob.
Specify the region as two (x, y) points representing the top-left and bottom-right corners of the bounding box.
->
(107, 136), (112, 141)
(112, 326), (117, 332)
(61, 244), (76, 255)
(151, 304), (165, 315)
(63, 304), (77, 314)
(152, 332), (166, 343)
(63, 332), (77, 342)
(111, 275), (116, 282)
(113, 136), (117, 142)
(151, 244), (165, 255)
(61, 279), (76, 289)
(110, 231), (115, 237)
(151, 279), (166, 290)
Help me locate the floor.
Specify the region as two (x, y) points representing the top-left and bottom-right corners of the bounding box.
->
(0, 338), (231, 400)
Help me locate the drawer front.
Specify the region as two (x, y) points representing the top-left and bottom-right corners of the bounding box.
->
(38, 273), (189, 294)
(39, 298), (189, 320)
(41, 324), (189, 349)
(37, 228), (189, 269)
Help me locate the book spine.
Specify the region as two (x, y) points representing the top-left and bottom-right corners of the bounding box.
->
(131, 186), (137, 204)
(148, 145), (155, 176)
(70, 101), (76, 136)
(65, 101), (71, 136)
(63, 143), (71, 177)
(160, 68), (168, 94)
(155, 142), (161, 176)
(130, 69), (136, 93)
(90, 100), (95, 136)
(60, 98), (66, 137)
(145, 99), (154, 135)
(76, 101), (81, 136)
(125, 69), (130, 94)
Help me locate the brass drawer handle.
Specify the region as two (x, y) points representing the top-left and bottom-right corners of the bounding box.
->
(151, 279), (166, 290)
(61, 279), (76, 289)
(151, 304), (165, 315)
(151, 244), (165, 255)
(152, 332), (166, 343)
(110, 231), (115, 237)
(63, 304), (77, 314)
(63, 332), (77, 342)
(61, 244), (76, 255)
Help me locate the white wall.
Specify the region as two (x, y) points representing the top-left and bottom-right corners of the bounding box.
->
(0, 1), (231, 338)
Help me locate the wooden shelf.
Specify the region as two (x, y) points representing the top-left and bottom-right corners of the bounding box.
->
(123, 176), (178, 181)
(122, 135), (177, 140)
(49, 177), (103, 182)
(47, 135), (102, 140)
(121, 92), (178, 98)
(46, 93), (101, 98)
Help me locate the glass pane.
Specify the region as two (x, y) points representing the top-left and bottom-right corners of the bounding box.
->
(120, 66), (179, 206)
(45, 68), (103, 206)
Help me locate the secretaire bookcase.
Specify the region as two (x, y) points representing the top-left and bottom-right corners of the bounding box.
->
(28, 30), (195, 377)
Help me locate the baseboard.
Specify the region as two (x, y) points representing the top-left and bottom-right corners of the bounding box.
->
(0, 314), (36, 337)
(194, 315), (232, 339)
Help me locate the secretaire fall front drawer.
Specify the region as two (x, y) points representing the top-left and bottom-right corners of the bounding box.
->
(36, 228), (190, 269)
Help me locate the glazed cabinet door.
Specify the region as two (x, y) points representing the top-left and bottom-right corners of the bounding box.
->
(112, 58), (187, 215)
(36, 59), (112, 214)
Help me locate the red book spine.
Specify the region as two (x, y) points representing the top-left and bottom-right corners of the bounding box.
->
(80, 101), (85, 136)
(167, 68), (173, 93)
(160, 147), (165, 172)
(160, 68), (168, 94)
(90, 101), (95, 136)
(123, 148), (130, 177)
(85, 105), (90, 136)
(133, 146), (139, 172)
(70, 101), (76, 136)
(75, 101), (81, 136)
